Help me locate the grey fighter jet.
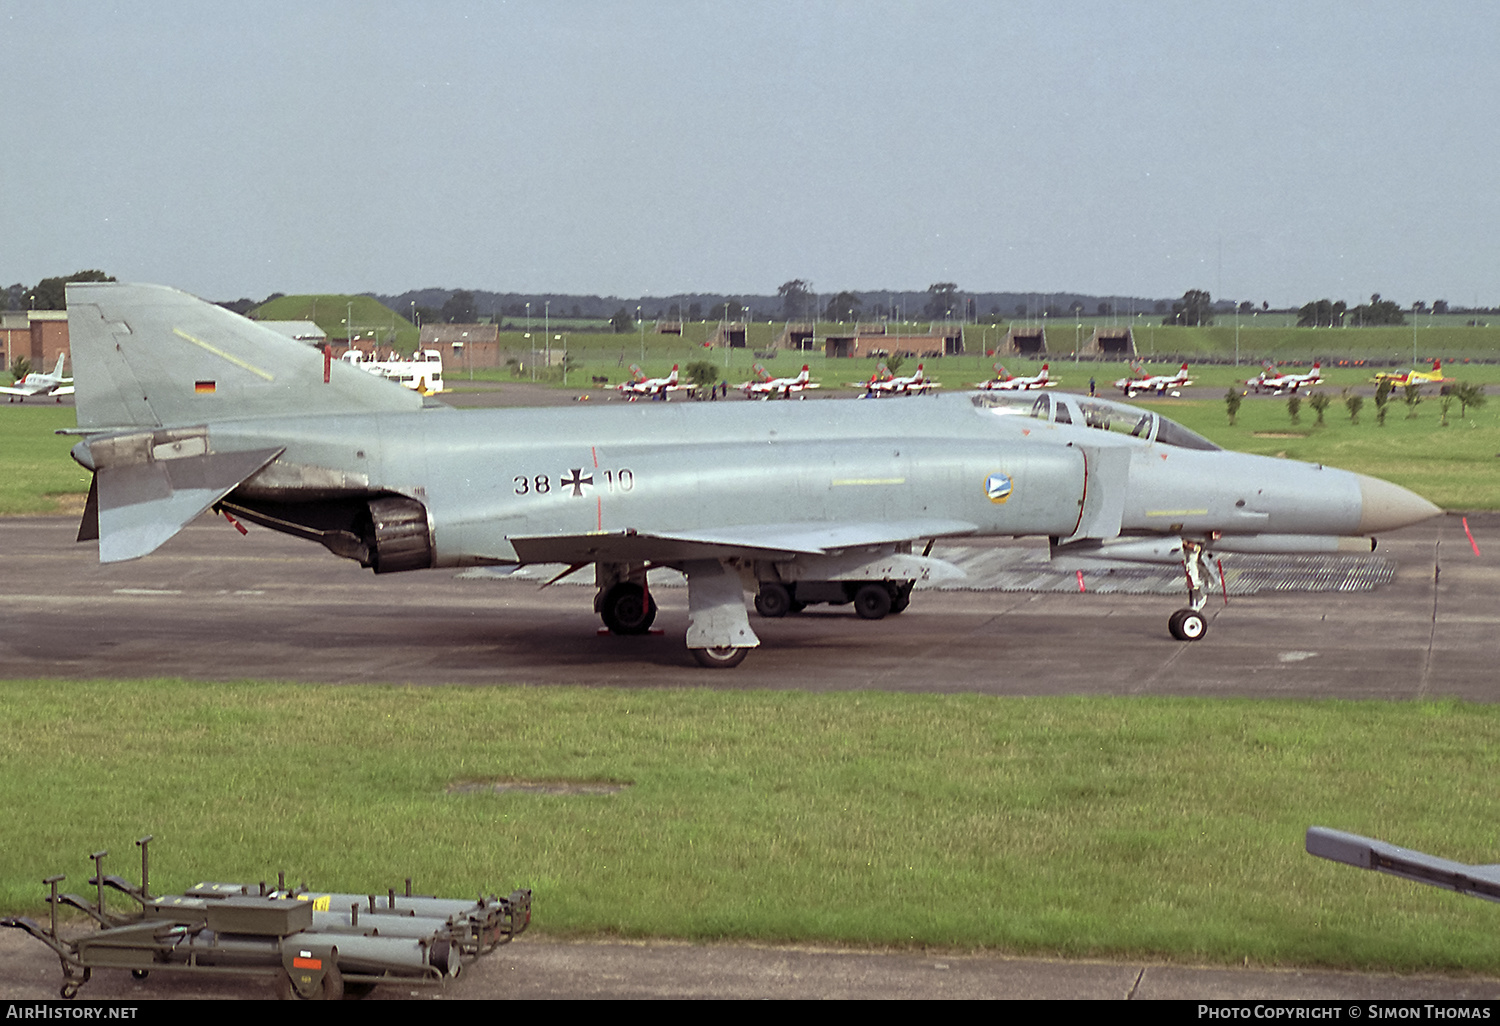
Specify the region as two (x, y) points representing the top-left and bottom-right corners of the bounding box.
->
(63, 283), (1440, 668)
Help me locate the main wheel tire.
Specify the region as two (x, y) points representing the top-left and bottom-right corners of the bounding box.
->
(691, 646), (748, 669)
(853, 583), (894, 620)
(754, 583), (792, 618)
(601, 583), (657, 635)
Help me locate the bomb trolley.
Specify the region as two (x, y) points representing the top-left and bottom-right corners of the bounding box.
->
(2, 836), (532, 999)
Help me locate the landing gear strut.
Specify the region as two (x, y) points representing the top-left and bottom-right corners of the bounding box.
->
(1169, 538), (1212, 641)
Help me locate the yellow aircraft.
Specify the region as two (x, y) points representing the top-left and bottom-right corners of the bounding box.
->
(1372, 359), (1452, 386)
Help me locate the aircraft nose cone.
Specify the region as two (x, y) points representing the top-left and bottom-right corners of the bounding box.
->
(1356, 474), (1442, 533)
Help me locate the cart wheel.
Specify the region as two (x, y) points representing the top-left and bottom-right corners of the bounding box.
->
(277, 964), (345, 1001)
(60, 982), (78, 1000)
(131, 969), (149, 980)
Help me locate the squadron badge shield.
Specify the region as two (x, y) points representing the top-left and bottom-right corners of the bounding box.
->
(985, 473), (1013, 504)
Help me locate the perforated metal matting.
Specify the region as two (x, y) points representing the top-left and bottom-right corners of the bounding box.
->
(928, 548), (1397, 596)
(461, 547), (1398, 596)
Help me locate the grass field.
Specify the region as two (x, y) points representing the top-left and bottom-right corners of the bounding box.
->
(4, 681), (1500, 973)
(0, 407), (90, 514)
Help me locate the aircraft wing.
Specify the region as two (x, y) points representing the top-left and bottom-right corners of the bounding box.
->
(0, 385), (40, 397)
(508, 518), (978, 564)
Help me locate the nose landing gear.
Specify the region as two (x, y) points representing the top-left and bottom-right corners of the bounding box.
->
(1169, 539), (1214, 641)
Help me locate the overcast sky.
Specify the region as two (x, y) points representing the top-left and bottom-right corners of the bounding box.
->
(4, 1), (1497, 307)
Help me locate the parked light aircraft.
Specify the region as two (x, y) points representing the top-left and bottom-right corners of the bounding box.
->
(739, 364), (818, 399)
(857, 363), (936, 397)
(2, 353), (73, 402)
(616, 364), (682, 400)
(64, 284), (1440, 666)
(340, 349), (444, 395)
(1115, 362), (1191, 397)
(1246, 362), (1323, 395)
(1372, 359), (1452, 387)
(977, 363), (1056, 391)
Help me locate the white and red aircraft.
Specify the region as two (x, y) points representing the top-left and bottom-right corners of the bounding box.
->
(857, 362), (937, 397)
(616, 364), (682, 400)
(1, 353), (73, 402)
(739, 363), (819, 399)
(1247, 362), (1323, 395)
(976, 363), (1057, 391)
(1115, 362), (1192, 398)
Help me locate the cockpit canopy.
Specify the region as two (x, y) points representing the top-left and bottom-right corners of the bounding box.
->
(972, 391), (1221, 451)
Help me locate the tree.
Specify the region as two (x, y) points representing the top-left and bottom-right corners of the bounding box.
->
(1451, 381), (1486, 419)
(683, 361), (719, 394)
(1402, 381), (1423, 418)
(26, 270), (115, 310)
(1296, 299), (1346, 328)
(1307, 391), (1331, 426)
(1162, 289), (1214, 326)
(1374, 379), (1393, 425)
(9, 356), (30, 381)
(923, 283), (958, 320)
(1224, 388), (1242, 425)
(1348, 293), (1406, 326)
(777, 280), (813, 321)
(1433, 299), (1450, 315)
(441, 290), (476, 323)
(708, 300), (745, 321)
(609, 307), (634, 333)
(823, 291), (861, 322)
(1287, 394), (1302, 424)
(1342, 389), (1364, 424)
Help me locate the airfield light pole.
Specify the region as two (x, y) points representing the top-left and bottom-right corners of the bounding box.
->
(1413, 302), (1419, 365)
(526, 302), (533, 382)
(545, 301), (550, 373)
(1235, 304), (1241, 367)
(638, 304), (643, 363)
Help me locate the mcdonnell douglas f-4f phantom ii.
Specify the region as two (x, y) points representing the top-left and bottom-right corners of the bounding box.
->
(63, 284), (1440, 667)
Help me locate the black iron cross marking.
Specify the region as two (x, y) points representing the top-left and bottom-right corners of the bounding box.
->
(561, 469), (594, 497)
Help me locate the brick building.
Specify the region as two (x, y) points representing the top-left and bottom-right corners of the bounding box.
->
(1, 311), (70, 374)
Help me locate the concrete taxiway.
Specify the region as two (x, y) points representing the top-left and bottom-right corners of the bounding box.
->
(0, 512), (1492, 698)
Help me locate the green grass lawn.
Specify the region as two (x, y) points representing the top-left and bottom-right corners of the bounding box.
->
(4, 681), (1499, 973)
(0, 407), (88, 514)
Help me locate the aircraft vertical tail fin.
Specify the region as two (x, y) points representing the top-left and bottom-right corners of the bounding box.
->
(52, 353), (67, 378)
(66, 283), (422, 431)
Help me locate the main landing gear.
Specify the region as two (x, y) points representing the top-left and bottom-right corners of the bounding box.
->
(1168, 539), (1213, 641)
(594, 560), (758, 668)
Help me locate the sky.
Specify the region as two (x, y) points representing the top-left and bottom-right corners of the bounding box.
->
(4, 0), (1498, 308)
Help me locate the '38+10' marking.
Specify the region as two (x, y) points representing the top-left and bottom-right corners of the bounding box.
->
(514, 468), (635, 497)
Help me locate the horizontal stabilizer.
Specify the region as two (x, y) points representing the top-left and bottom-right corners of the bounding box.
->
(509, 519), (977, 565)
(76, 429), (284, 561)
